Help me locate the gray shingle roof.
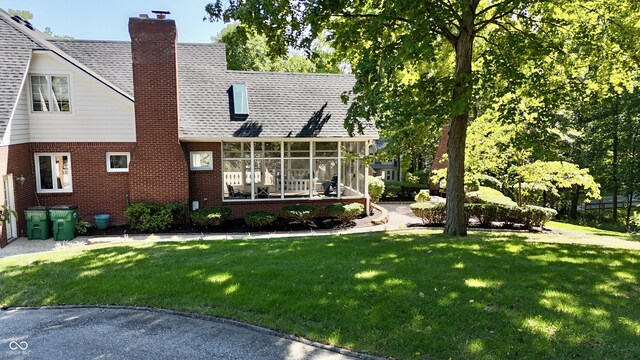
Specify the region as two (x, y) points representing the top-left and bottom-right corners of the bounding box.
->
(2, 10), (377, 140)
(52, 39), (377, 139)
(0, 11), (43, 138)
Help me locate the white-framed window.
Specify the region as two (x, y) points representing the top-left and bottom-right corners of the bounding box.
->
(35, 153), (72, 193)
(30, 74), (71, 112)
(190, 151), (213, 171)
(106, 152), (130, 172)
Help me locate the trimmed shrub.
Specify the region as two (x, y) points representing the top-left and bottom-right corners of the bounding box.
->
(325, 202), (364, 222)
(522, 205), (558, 229)
(191, 207), (232, 228)
(124, 202), (173, 232)
(165, 202), (189, 226)
(414, 190), (431, 203)
(410, 202), (446, 225)
(413, 202), (557, 229)
(466, 186), (517, 206)
(245, 211), (278, 228)
(282, 204), (319, 224)
(368, 176), (385, 203)
(383, 184), (402, 199)
(479, 174), (503, 190)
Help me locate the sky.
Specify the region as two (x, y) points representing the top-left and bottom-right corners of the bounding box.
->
(0, 0), (227, 43)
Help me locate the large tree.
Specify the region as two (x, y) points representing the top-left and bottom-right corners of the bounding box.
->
(205, 0), (637, 235)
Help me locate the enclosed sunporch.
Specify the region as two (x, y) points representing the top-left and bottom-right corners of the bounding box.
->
(222, 140), (369, 201)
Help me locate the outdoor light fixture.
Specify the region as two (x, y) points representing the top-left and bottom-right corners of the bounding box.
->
(17, 175), (26, 186)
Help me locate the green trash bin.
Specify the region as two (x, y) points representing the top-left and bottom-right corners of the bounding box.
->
(49, 205), (78, 241)
(24, 206), (50, 240)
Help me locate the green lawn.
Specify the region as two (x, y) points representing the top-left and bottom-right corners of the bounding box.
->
(548, 221), (640, 242)
(2, 230), (640, 359)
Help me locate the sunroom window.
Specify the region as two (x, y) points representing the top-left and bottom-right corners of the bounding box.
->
(222, 141), (368, 201)
(30, 75), (71, 112)
(35, 153), (72, 193)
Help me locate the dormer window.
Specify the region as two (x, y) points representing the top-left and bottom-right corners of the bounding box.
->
(30, 75), (71, 112)
(232, 83), (248, 115)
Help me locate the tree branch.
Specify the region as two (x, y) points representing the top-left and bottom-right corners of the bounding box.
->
(337, 12), (411, 24)
(475, 7), (517, 33)
(476, 0), (516, 18)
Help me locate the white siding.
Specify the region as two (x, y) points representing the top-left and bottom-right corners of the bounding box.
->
(25, 52), (135, 143)
(7, 87), (30, 144)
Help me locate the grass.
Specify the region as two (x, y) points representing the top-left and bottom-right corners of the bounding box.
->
(2, 230), (640, 359)
(548, 221), (640, 242)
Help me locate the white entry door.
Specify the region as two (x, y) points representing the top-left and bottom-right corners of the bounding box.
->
(3, 174), (17, 240)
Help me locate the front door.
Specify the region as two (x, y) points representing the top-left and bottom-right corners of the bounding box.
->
(3, 174), (17, 240)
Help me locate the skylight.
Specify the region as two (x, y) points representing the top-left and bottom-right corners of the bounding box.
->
(232, 83), (248, 115)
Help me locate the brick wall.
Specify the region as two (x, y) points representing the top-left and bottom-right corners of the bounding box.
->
(183, 141), (367, 219)
(31, 142), (135, 226)
(182, 142), (223, 210)
(430, 124), (449, 191)
(128, 17), (189, 204)
(0, 144), (34, 247)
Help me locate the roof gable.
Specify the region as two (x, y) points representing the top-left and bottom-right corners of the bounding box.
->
(0, 12), (42, 139)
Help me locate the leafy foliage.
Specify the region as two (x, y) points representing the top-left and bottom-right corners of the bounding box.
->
(244, 211), (278, 228)
(0, 205), (17, 224)
(325, 202), (364, 222)
(465, 186), (517, 206)
(213, 23), (340, 73)
(190, 207), (232, 228)
(367, 176), (385, 204)
(411, 202), (557, 229)
(124, 203), (185, 232)
(282, 205), (319, 224)
(410, 202), (447, 225)
(74, 220), (92, 235)
(515, 161), (601, 205)
(414, 190), (431, 203)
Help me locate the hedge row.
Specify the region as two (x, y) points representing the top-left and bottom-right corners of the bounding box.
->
(125, 202), (364, 231)
(409, 202), (557, 229)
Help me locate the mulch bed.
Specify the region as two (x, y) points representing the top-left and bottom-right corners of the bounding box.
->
(83, 206), (382, 237)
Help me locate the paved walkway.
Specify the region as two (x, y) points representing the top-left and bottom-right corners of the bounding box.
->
(0, 306), (373, 360)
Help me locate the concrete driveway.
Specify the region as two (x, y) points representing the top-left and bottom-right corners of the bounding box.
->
(0, 307), (375, 360)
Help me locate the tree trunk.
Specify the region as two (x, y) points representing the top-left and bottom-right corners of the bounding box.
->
(569, 186), (579, 220)
(612, 114), (619, 223)
(444, 29), (473, 237)
(626, 192), (633, 227)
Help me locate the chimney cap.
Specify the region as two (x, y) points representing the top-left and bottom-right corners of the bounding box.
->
(139, 13), (149, 19)
(151, 10), (171, 15)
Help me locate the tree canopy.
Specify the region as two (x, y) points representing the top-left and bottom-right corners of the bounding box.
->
(213, 23), (340, 73)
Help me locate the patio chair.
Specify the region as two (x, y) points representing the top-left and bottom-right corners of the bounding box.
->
(322, 181), (337, 197)
(257, 186), (269, 199)
(227, 184), (245, 198)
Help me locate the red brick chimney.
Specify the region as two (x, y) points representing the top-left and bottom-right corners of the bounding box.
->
(128, 14), (189, 204)
(430, 124), (449, 192)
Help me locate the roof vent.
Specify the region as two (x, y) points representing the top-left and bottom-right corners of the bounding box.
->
(151, 10), (170, 20)
(230, 83), (249, 119)
(10, 15), (23, 24)
(23, 21), (34, 30)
